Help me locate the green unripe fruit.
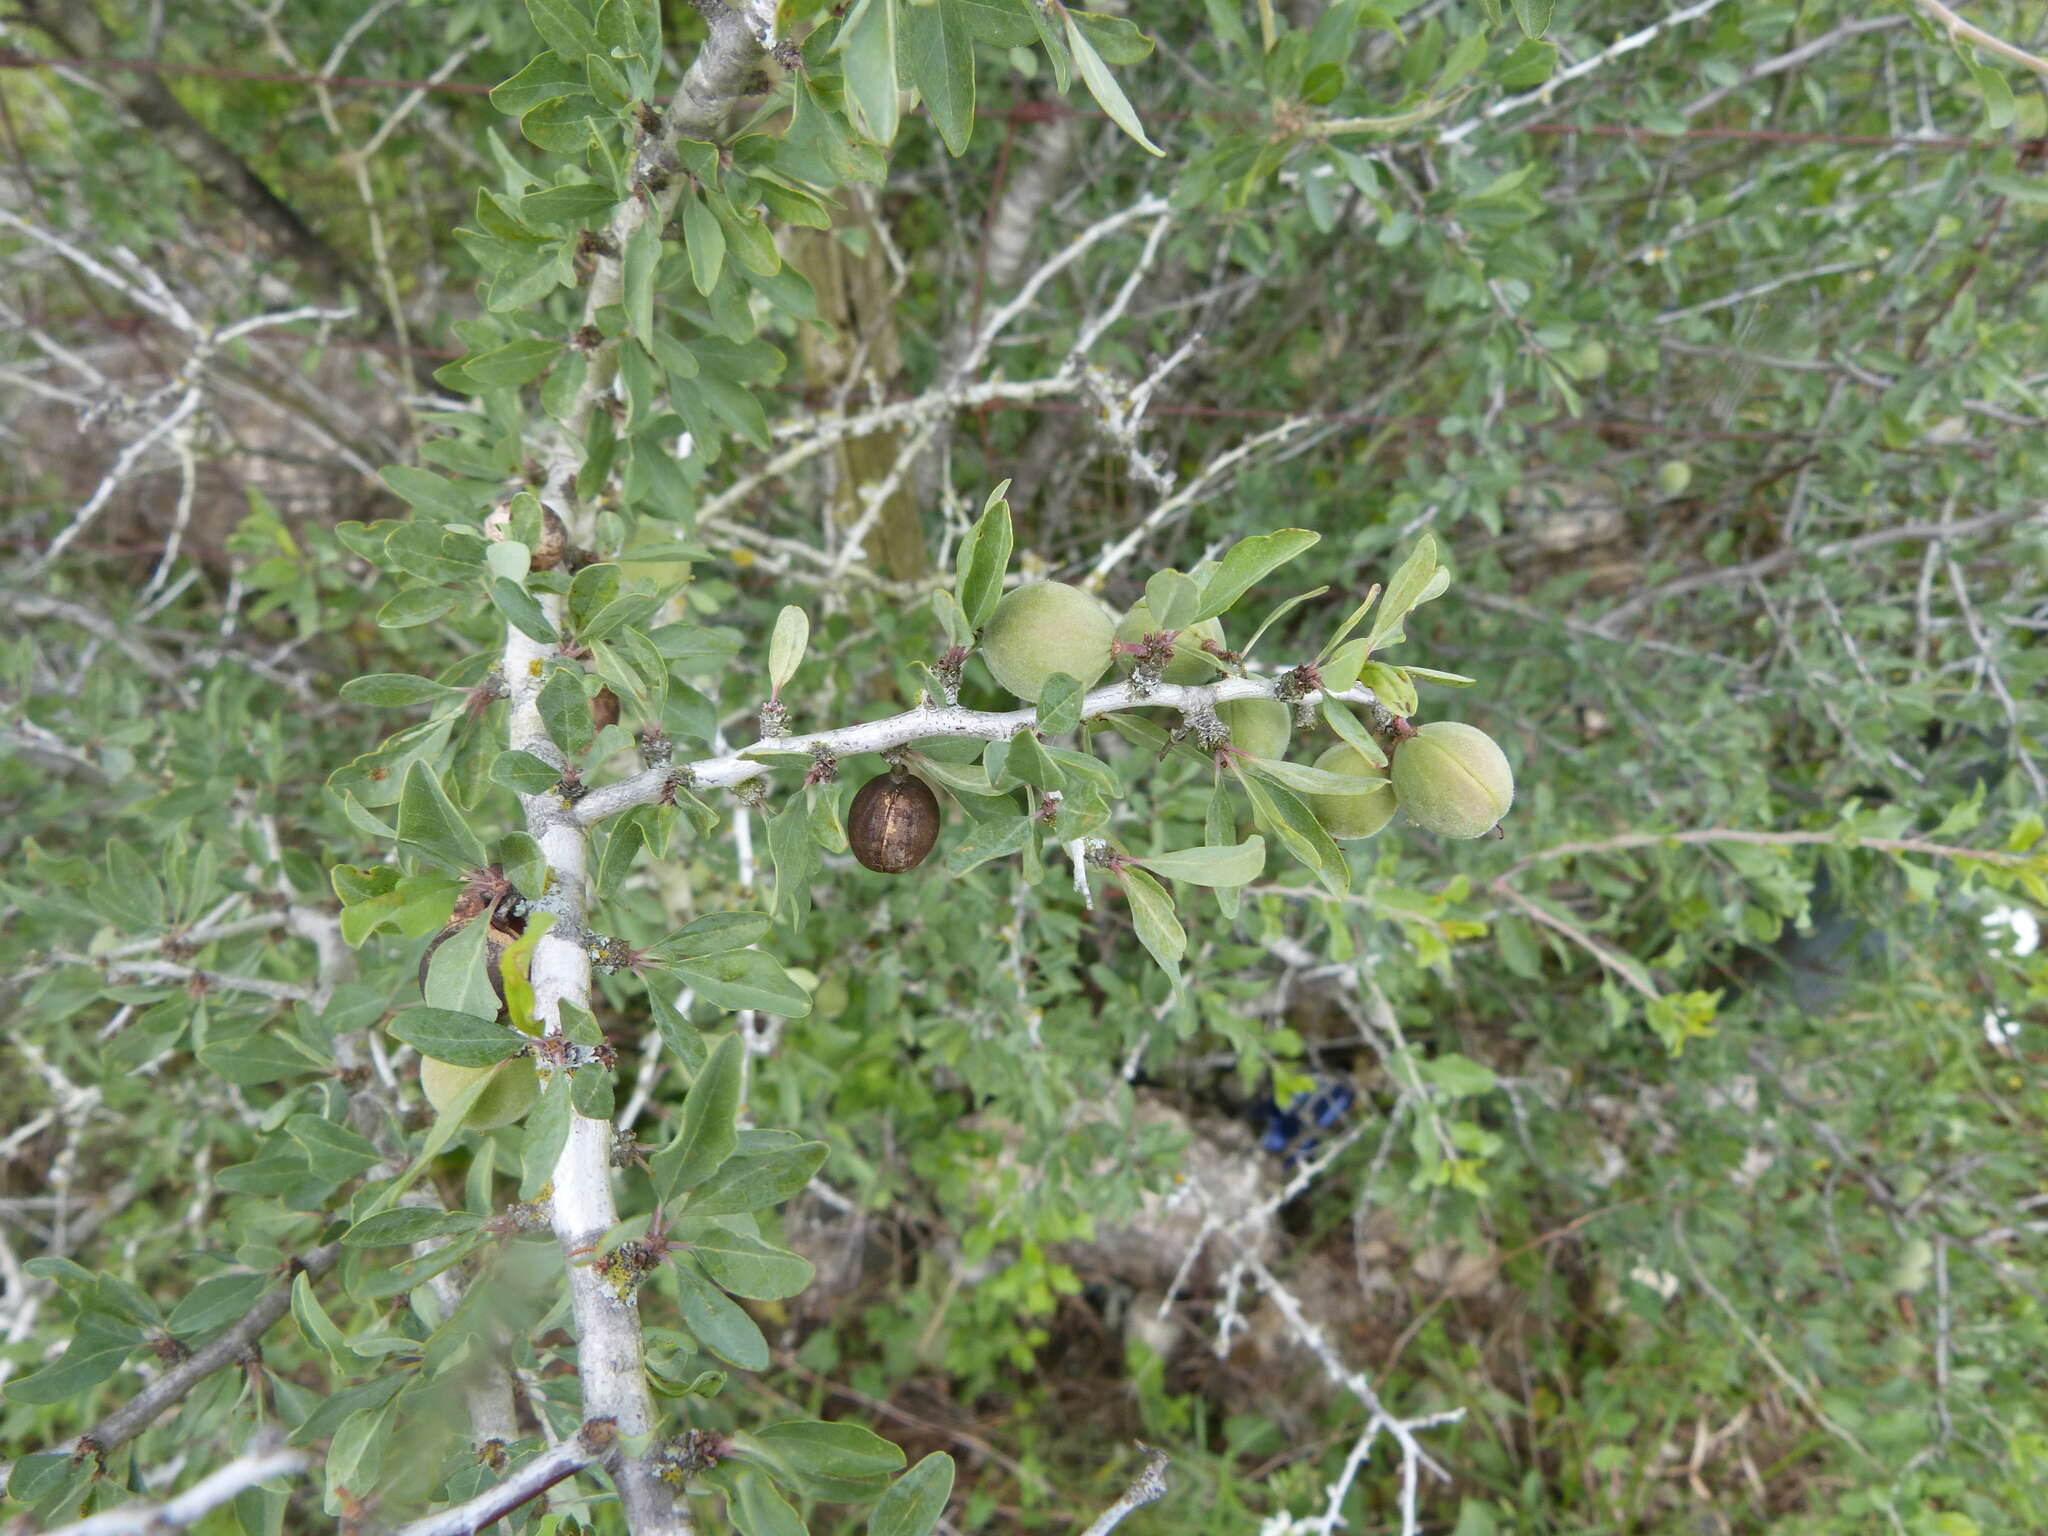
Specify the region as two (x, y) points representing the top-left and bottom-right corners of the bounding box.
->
(1656, 460), (1693, 497)
(1113, 600), (1226, 685)
(1573, 339), (1610, 379)
(1307, 744), (1397, 840)
(1219, 697), (1291, 759)
(1389, 721), (1514, 839)
(420, 1054), (539, 1131)
(981, 581), (1115, 702)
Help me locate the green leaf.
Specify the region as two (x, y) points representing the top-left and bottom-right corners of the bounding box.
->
(490, 51), (593, 113)
(768, 605), (808, 695)
(732, 1470), (807, 1536)
(744, 1419), (906, 1498)
(343, 1208), (483, 1248)
(672, 949), (813, 1018)
(521, 180), (618, 223)
(487, 576), (560, 643)
(1119, 865), (1184, 983)
(900, 0), (976, 155)
(285, 1116), (381, 1180)
(1064, 11), (1163, 157)
(421, 910), (502, 1019)
(1970, 62), (2015, 131)
(5, 1312), (139, 1405)
(869, 1453), (956, 1536)
(198, 1032), (325, 1086)
(1320, 638), (1370, 693)
(465, 338), (565, 388)
(377, 586), (459, 630)
(656, 914), (772, 965)
(1068, 11), (1153, 65)
(681, 189), (726, 296)
(1131, 837), (1265, 887)
(685, 1141), (829, 1218)
(380, 465), (483, 520)
(1357, 662), (1418, 717)
(1194, 530), (1320, 621)
(838, 0), (902, 144)
(339, 673), (453, 708)
(1364, 535), (1449, 651)
(686, 1225), (816, 1299)
(955, 480), (1013, 630)
(578, 591), (660, 645)
(651, 1034), (744, 1201)
(946, 811), (1033, 874)
(168, 1272), (269, 1339)
(1143, 569), (1201, 631)
(995, 727), (1063, 792)
(527, 0), (598, 60)
(389, 1007), (531, 1067)
(1510, 0), (1552, 39)
(491, 749), (565, 795)
(291, 1272), (364, 1373)
(1235, 766), (1349, 899)
(1036, 672), (1083, 737)
(622, 215), (660, 340)
(1244, 755), (1392, 797)
(399, 760), (489, 874)
(520, 1074), (574, 1200)
(767, 797), (818, 930)
(93, 839), (165, 931)
(675, 1257), (770, 1368)
(1320, 700), (1388, 766)
(538, 665), (595, 757)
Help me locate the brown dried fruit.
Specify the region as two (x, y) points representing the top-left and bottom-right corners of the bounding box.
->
(847, 771), (941, 873)
(590, 687), (621, 731)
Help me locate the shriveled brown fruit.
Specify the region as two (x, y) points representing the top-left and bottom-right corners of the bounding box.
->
(590, 687), (621, 731)
(847, 771), (942, 873)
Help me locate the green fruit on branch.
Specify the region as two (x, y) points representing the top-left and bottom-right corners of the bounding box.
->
(420, 1054), (539, 1130)
(847, 770), (941, 873)
(1218, 697), (1291, 759)
(1306, 743), (1397, 840)
(1389, 721), (1514, 839)
(1656, 460), (1693, 497)
(1113, 600), (1226, 685)
(981, 581), (1115, 701)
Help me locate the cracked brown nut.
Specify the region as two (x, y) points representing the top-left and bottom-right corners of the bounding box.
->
(847, 771), (941, 873)
(1114, 600), (1225, 685)
(1389, 721), (1514, 839)
(980, 581), (1115, 702)
(1306, 743), (1396, 840)
(1218, 697), (1290, 759)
